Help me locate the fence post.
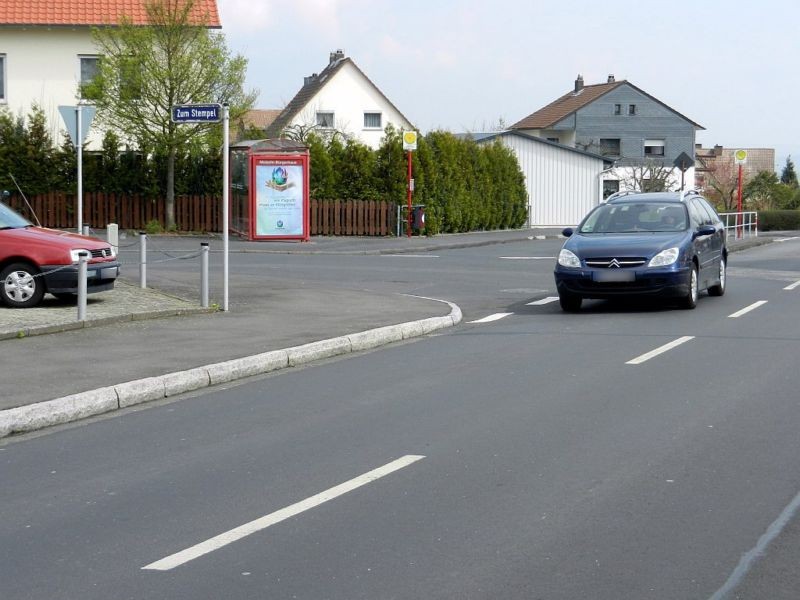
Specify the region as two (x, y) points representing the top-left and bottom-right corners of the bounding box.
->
(139, 232), (147, 289)
(200, 242), (209, 308)
(77, 251), (89, 321)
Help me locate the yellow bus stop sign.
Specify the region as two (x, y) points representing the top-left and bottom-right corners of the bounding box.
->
(403, 130), (418, 151)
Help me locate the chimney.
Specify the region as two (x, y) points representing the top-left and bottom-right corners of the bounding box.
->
(303, 73), (318, 86)
(329, 49), (345, 65)
(574, 74), (584, 93)
(714, 144), (723, 156)
(607, 74), (615, 83)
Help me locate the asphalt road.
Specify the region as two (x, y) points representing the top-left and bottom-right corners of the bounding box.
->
(2, 239), (800, 599)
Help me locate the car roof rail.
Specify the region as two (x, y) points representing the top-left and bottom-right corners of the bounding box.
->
(603, 190), (637, 203)
(679, 188), (703, 201)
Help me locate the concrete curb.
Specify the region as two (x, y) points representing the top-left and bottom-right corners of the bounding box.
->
(0, 299), (462, 440)
(0, 306), (215, 342)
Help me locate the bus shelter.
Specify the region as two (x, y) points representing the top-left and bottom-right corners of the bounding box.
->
(230, 139), (310, 241)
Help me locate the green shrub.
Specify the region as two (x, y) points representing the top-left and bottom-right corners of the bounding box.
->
(758, 210), (800, 231)
(144, 219), (164, 234)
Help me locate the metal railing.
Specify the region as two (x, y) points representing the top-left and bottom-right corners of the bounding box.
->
(719, 211), (758, 239)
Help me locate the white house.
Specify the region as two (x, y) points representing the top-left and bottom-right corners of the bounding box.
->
(472, 131), (612, 227)
(265, 50), (414, 149)
(0, 0), (221, 147)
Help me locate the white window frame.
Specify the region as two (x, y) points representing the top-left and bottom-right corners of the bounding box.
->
(363, 111), (382, 129)
(79, 54), (99, 101)
(644, 139), (665, 157)
(316, 111), (335, 129)
(0, 54), (6, 102)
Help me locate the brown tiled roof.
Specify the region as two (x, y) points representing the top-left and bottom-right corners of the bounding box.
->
(511, 79), (703, 130)
(266, 54), (413, 138)
(511, 81), (623, 129)
(240, 109), (282, 130)
(0, 0), (221, 27)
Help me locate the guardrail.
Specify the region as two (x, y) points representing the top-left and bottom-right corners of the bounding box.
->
(719, 211), (758, 239)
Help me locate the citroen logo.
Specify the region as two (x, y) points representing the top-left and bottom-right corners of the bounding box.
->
(609, 259), (621, 268)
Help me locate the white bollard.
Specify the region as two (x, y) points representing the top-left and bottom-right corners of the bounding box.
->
(139, 232), (147, 289)
(200, 243), (209, 308)
(107, 224), (119, 253)
(77, 251), (89, 321)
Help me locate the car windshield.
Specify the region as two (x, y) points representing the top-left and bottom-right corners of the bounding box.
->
(579, 202), (688, 234)
(0, 201), (32, 229)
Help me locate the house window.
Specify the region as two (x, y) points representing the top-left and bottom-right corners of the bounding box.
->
(546, 137), (560, 143)
(316, 112), (335, 128)
(599, 138), (621, 157)
(0, 55), (5, 102)
(614, 104), (621, 115)
(628, 104), (637, 115)
(363, 112), (382, 129)
(603, 179), (620, 199)
(644, 139), (665, 157)
(79, 55), (99, 100)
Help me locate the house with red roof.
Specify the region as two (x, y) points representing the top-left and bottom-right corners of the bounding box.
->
(264, 50), (414, 150)
(0, 0), (220, 144)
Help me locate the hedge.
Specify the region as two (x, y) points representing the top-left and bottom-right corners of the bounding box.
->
(758, 210), (800, 231)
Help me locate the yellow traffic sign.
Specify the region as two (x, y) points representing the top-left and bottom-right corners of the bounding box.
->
(734, 149), (748, 164)
(403, 130), (418, 151)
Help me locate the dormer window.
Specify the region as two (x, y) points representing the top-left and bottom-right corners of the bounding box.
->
(316, 111), (334, 128)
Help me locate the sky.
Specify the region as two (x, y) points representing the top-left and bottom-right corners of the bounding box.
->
(217, 0), (799, 171)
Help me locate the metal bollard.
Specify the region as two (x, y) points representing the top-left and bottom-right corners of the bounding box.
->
(107, 223), (119, 253)
(82, 223), (90, 236)
(200, 242), (209, 308)
(77, 251), (89, 321)
(139, 232), (147, 289)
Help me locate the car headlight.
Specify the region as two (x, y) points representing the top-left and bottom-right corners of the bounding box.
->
(69, 249), (91, 263)
(648, 247), (679, 267)
(558, 248), (581, 268)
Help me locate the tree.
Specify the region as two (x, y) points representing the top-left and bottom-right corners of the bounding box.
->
(87, 0), (257, 228)
(700, 157), (739, 211)
(780, 155), (798, 188)
(743, 170), (783, 210)
(614, 160), (678, 193)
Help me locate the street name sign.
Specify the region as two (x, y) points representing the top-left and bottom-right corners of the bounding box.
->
(171, 103), (223, 123)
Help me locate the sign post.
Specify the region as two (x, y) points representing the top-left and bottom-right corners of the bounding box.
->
(171, 102), (229, 310)
(734, 149), (748, 239)
(402, 131), (418, 238)
(673, 151), (695, 191)
(59, 105), (96, 234)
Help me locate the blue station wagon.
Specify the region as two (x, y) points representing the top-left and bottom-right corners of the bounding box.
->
(554, 191), (727, 311)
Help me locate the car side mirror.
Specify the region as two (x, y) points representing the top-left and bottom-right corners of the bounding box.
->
(561, 227), (574, 238)
(694, 224), (716, 238)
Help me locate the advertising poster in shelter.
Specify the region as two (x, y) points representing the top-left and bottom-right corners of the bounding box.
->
(255, 159), (305, 237)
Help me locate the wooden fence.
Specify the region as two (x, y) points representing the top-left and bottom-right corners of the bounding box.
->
(7, 193), (398, 236)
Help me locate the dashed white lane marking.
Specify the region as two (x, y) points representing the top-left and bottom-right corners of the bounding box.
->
(383, 254), (440, 258)
(626, 336), (695, 365)
(499, 256), (554, 260)
(784, 280), (800, 291)
(728, 301), (768, 318)
(467, 312), (514, 324)
(142, 455), (425, 571)
(527, 296), (559, 306)
(775, 237), (799, 242)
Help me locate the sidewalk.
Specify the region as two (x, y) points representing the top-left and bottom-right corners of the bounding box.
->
(0, 229), (777, 438)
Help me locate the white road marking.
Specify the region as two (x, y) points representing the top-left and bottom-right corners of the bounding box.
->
(625, 336), (695, 365)
(467, 312), (514, 323)
(728, 301), (768, 318)
(527, 296), (559, 306)
(784, 280), (800, 291)
(383, 254), (439, 258)
(142, 455), (425, 571)
(499, 256), (554, 260)
(774, 237), (799, 242)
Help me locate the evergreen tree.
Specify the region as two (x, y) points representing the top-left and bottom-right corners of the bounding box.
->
(780, 155), (798, 187)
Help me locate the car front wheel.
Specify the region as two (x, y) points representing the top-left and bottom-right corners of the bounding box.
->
(1, 262), (46, 308)
(559, 292), (582, 312)
(708, 256), (726, 297)
(681, 263), (699, 310)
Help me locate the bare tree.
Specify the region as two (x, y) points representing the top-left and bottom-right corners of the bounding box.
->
(614, 160), (678, 193)
(699, 157), (739, 211)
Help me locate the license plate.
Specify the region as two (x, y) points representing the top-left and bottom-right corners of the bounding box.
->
(593, 270), (635, 282)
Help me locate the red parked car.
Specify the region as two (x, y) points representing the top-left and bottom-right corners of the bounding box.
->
(0, 200), (120, 308)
